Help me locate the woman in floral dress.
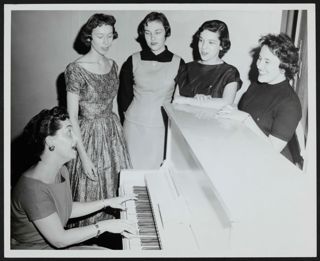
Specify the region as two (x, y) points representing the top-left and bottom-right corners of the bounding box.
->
(65, 13), (131, 227)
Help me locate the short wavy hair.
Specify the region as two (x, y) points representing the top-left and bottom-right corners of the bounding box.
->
(137, 12), (171, 39)
(194, 20), (231, 58)
(80, 13), (118, 47)
(23, 107), (69, 158)
(259, 33), (299, 79)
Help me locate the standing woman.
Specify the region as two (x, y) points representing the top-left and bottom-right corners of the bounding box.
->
(217, 33), (301, 162)
(118, 12), (184, 169)
(173, 20), (242, 109)
(65, 13), (131, 227)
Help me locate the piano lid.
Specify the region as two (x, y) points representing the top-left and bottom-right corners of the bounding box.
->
(163, 103), (311, 224)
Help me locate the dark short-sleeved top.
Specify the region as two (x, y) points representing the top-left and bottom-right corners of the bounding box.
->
(238, 80), (302, 160)
(11, 166), (73, 249)
(175, 61), (242, 98)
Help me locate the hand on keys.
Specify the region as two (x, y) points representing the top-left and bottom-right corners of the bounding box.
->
(99, 219), (139, 238)
(102, 194), (137, 210)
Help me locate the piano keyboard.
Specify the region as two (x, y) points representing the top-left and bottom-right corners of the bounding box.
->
(124, 185), (162, 250)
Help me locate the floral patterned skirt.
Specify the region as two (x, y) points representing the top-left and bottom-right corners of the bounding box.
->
(67, 114), (131, 227)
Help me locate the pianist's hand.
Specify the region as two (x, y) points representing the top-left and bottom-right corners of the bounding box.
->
(103, 194), (137, 210)
(98, 219), (138, 238)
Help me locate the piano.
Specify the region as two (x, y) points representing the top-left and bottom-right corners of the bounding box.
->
(119, 103), (315, 257)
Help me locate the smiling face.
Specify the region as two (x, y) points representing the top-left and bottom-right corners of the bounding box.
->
(48, 119), (77, 163)
(256, 45), (286, 84)
(198, 29), (222, 64)
(90, 24), (114, 56)
(144, 20), (166, 54)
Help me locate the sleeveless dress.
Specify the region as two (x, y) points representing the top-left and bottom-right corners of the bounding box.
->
(64, 61), (131, 227)
(123, 52), (181, 169)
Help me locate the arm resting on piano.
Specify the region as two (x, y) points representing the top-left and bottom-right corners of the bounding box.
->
(173, 82), (238, 110)
(243, 115), (287, 152)
(216, 106), (287, 152)
(33, 213), (137, 249)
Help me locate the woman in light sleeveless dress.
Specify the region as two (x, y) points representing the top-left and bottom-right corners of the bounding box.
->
(118, 12), (184, 169)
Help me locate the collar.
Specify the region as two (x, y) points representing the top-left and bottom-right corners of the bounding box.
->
(140, 46), (173, 62)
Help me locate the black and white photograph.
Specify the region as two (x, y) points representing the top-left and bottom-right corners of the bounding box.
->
(3, 2), (317, 258)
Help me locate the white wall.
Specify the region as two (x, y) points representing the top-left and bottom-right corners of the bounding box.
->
(10, 8), (282, 138)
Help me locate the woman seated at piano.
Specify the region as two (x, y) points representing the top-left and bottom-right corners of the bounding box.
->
(173, 20), (242, 109)
(11, 106), (137, 249)
(217, 33), (302, 162)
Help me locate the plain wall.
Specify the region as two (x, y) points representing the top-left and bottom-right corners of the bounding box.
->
(11, 9), (282, 139)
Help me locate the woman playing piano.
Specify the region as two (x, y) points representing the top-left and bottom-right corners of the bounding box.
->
(173, 20), (242, 109)
(11, 107), (137, 249)
(217, 33), (301, 162)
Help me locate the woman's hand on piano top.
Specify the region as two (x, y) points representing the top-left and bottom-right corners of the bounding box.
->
(215, 104), (250, 122)
(102, 194), (137, 210)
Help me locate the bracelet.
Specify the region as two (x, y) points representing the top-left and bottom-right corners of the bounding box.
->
(94, 223), (101, 238)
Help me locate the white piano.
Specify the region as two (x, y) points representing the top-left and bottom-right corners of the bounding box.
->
(119, 103), (316, 257)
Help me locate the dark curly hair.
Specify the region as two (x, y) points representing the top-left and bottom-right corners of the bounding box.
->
(80, 13), (118, 47)
(259, 33), (299, 80)
(194, 20), (231, 58)
(23, 107), (69, 159)
(137, 12), (171, 42)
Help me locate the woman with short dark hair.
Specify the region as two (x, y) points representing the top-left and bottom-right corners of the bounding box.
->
(173, 20), (242, 109)
(65, 13), (131, 228)
(80, 13), (119, 46)
(11, 107), (136, 249)
(217, 33), (302, 161)
(118, 12), (185, 169)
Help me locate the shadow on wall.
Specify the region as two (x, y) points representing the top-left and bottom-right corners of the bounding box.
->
(56, 25), (90, 109)
(11, 133), (39, 187)
(117, 26), (148, 123)
(56, 73), (67, 108)
(11, 72), (68, 186)
(190, 33), (200, 61)
(11, 28), (89, 186)
(248, 46), (260, 83)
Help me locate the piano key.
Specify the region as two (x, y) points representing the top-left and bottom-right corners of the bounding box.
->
(121, 184), (162, 250)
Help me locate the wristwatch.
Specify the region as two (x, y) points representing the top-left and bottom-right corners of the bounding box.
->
(94, 223), (101, 238)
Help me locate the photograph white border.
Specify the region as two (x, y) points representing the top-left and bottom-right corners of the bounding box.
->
(4, 3), (317, 258)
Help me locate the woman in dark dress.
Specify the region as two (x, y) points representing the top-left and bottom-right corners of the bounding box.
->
(173, 20), (242, 109)
(217, 33), (301, 161)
